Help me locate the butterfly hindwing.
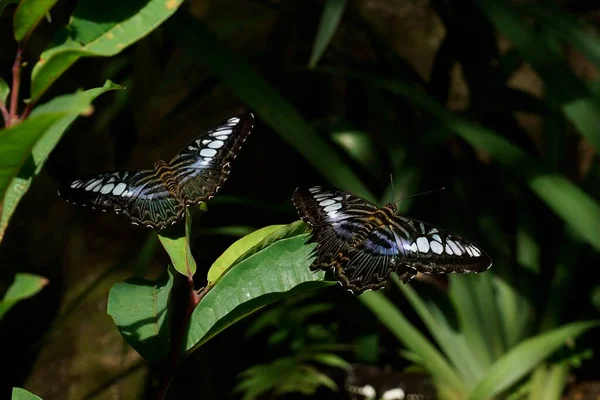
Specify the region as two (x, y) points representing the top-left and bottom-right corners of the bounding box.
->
(60, 170), (183, 229)
(292, 186), (492, 294)
(169, 113), (254, 206)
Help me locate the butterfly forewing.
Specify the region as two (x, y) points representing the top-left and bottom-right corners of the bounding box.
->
(169, 113), (254, 205)
(60, 112), (254, 229)
(292, 186), (492, 294)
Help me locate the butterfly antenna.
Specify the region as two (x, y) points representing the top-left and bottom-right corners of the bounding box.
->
(389, 173), (394, 204)
(392, 186), (446, 204)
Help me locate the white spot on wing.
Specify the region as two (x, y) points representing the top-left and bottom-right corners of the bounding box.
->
(214, 128), (233, 136)
(447, 239), (462, 255)
(112, 182), (127, 196)
(471, 246), (482, 256)
(323, 203), (342, 212)
(208, 140), (224, 149)
(200, 148), (217, 157)
(100, 183), (115, 194)
(430, 241), (444, 254)
(319, 199), (335, 207)
(382, 388), (405, 400)
(432, 234), (442, 243)
(215, 135), (229, 140)
(416, 237), (430, 253)
(85, 180), (100, 191)
(201, 139), (211, 145)
(445, 243), (454, 255)
(410, 242), (418, 252)
(227, 117), (239, 124)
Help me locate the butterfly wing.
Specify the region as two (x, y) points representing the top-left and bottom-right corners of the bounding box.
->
(59, 170), (183, 229)
(388, 215), (492, 274)
(169, 112), (254, 205)
(292, 187), (415, 294)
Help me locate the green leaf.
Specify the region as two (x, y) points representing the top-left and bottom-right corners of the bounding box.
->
(30, 0), (184, 103)
(360, 290), (465, 395)
(11, 388), (42, 400)
(158, 212), (197, 277)
(0, 80), (121, 244)
(13, 0), (59, 42)
(106, 265), (174, 363)
(466, 321), (599, 400)
(184, 222), (334, 353)
(0, 77), (9, 105)
(308, 0), (346, 68)
(330, 129), (382, 177)
(478, 0), (600, 154)
(313, 68), (600, 252)
(171, 12), (375, 202)
(0, 273), (48, 319)
(208, 224), (285, 283)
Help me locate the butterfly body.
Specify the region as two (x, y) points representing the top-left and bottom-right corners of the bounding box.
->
(292, 186), (492, 294)
(60, 113), (254, 229)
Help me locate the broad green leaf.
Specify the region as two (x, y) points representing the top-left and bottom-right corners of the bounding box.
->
(158, 212), (197, 277)
(308, 0), (346, 68)
(313, 69), (600, 251)
(360, 290), (465, 394)
(30, 0), (184, 103)
(478, 0), (600, 154)
(11, 388), (42, 400)
(0, 273), (48, 319)
(184, 225), (334, 353)
(0, 76), (9, 105)
(171, 12), (374, 202)
(13, 0), (59, 42)
(106, 266), (174, 363)
(0, 80), (121, 244)
(466, 321), (599, 400)
(208, 224), (285, 283)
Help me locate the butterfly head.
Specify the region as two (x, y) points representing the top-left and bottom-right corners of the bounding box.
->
(384, 202), (397, 214)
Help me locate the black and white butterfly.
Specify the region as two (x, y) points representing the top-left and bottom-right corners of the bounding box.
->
(292, 186), (492, 294)
(59, 113), (254, 229)
(345, 364), (436, 400)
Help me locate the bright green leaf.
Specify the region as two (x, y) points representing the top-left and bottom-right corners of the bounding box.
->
(30, 0), (184, 103)
(11, 387), (42, 400)
(184, 223), (334, 353)
(360, 290), (465, 394)
(13, 0), (59, 42)
(107, 266), (174, 363)
(158, 212), (197, 277)
(0, 273), (48, 319)
(170, 12), (375, 202)
(308, 0), (346, 68)
(208, 224), (285, 283)
(466, 321), (599, 400)
(0, 77), (9, 106)
(0, 80), (121, 244)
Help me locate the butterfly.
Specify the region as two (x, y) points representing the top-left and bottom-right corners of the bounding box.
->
(345, 364), (436, 400)
(59, 112), (254, 230)
(292, 186), (492, 294)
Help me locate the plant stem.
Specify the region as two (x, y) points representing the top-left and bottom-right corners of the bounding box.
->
(8, 47), (22, 126)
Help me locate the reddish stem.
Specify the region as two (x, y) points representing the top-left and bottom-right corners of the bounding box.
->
(8, 48), (22, 126)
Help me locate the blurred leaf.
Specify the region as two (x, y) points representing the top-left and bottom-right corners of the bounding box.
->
(330, 129), (382, 177)
(478, 0), (600, 154)
(466, 321), (599, 400)
(235, 357), (339, 400)
(528, 363), (569, 400)
(525, 5), (600, 73)
(0, 77), (9, 105)
(184, 223), (335, 353)
(197, 225), (257, 238)
(0, 80), (121, 244)
(314, 68), (600, 251)
(0, 273), (48, 319)
(208, 224), (285, 283)
(11, 388), (42, 400)
(158, 212), (197, 277)
(494, 276), (532, 350)
(308, 0), (346, 68)
(133, 232), (159, 277)
(305, 352), (350, 370)
(360, 290), (465, 395)
(107, 265), (174, 363)
(398, 278), (485, 386)
(0, 1), (19, 18)
(30, 0), (184, 103)
(355, 333), (379, 364)
(13, 0), (58, 42)
(171, 12), (375, 202)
